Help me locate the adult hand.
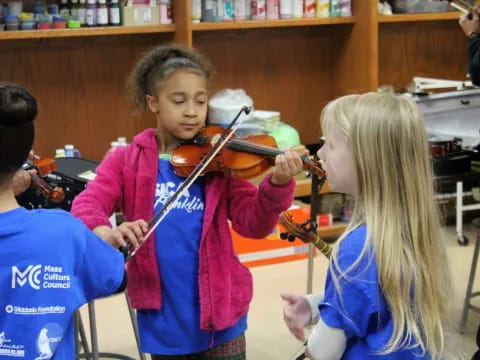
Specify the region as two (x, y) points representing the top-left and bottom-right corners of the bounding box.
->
(459, 5), (480, 36)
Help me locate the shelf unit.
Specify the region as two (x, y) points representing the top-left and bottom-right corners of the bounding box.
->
(0, 24), (175, 40)
(0, 1), (468, 161)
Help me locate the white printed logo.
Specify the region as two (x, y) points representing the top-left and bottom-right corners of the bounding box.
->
(0, 331), (25, 357)
(11, 265), (71, 290)
(35, 324), (63, 360)
(11, 265), (42, 290)
(0, 331), (11, 347)
(154, 182), (204, 213)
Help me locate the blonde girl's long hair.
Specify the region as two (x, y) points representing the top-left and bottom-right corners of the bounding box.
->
(322, 93), (450, 359)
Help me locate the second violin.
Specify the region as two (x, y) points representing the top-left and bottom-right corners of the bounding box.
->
(25, 156), (65, 203)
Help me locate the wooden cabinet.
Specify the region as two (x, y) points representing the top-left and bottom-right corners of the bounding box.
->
(0, 0), (467, 160)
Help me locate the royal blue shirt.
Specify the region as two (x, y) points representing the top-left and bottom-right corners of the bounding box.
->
(0, 207), (125, 359)
(136, 157), (246, 355)
(319, 225), (429, 359)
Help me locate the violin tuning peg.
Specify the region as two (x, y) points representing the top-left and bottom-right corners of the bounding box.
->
(280, 232), (288, 240)
(287, 234), (296, 242)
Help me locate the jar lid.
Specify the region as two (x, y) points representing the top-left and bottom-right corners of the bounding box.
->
(67, 19), (81, 28)
(37, 22), (50, 29)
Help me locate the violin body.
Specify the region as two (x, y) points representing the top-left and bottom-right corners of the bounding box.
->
(171, 126), (278, 180)
(171, 126), (325, 180)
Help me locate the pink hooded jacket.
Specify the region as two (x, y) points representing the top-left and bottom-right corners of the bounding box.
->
(71, 128), (295, 331)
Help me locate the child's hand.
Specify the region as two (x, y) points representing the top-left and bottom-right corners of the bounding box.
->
(281, 293), (312, 342)
(271, 150), (305, 185)
(103, 220), (149, 250)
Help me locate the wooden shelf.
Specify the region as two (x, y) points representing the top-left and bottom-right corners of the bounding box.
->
(0, 24), (175, 40)
(192, 17), (355, 31)
(378, 12), (461, 23)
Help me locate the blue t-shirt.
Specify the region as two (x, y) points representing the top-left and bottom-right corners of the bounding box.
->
(319, 225), (429, 359)
(137, 158), (246, 355)
(0, 207), (125, 360)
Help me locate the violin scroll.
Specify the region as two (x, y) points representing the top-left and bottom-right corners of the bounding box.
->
(279, 211), (332, 259)
(25, 155), (65, 203)
(300, 156), (326, 179)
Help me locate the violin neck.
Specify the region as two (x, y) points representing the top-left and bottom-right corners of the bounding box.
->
(228, 139), (315, 165)
(227, 139), (283, 158)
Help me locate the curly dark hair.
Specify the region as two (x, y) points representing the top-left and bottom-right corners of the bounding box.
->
(0, 84), (36, 181)
(127, 43), (213, 114)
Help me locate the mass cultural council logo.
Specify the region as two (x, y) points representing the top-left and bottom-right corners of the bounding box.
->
(11, 265), (42, 290)
(11, 265), (71, 290)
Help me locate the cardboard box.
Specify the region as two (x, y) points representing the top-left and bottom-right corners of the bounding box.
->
(121, 5), (160, 26)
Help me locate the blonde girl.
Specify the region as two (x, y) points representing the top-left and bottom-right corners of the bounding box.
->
(282, 93), (450, 359)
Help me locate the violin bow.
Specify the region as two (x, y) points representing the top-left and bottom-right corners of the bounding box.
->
(121, 105), (252, 260)
(444, 0), (471, 13)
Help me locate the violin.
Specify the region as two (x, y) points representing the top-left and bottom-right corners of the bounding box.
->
(279, 211), (333, 259)
(26, 156), (65, 203)
(171, 126), (326, 180)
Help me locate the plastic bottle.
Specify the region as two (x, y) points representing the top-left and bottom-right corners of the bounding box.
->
(245, 0), (251, 19)
(117, 137), (127, 146)
(251, 0), (265, 20)
(109, 0), (121, 25)
(64, 144), (82, 157)
(215, 0), (224, 21)
(329, 0), (340, 17)
(223, 0), (234, 21)
(292, 0), (302, 18)
(70, 0), (80, 20)
(104, 141), (120, 158)
(233, 0), (246, 20)
(304, 0), (315, 17)
(32, 2), (46, 21)
(192, 0), (201, 22)
(96, 0), (108, 26)
(316, 0), (329, 18)
(59, 0), (70, 17)
(279, 0), (292, 19)
(85, 0), (97, 26)
(201, 0), (217, 22)
(159, 0), (172, 24)
(78, 0), (86, 25)
(339, 0), (351, 16)
(47, 3), (59, 16)
(55, 149), (66, 158)
(266, 0), (279, 19)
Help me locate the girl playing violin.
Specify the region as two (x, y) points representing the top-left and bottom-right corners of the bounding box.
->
(282, 93), (451, 359)
(71, 44), (305, 359)
(0, 84), (126, 359)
